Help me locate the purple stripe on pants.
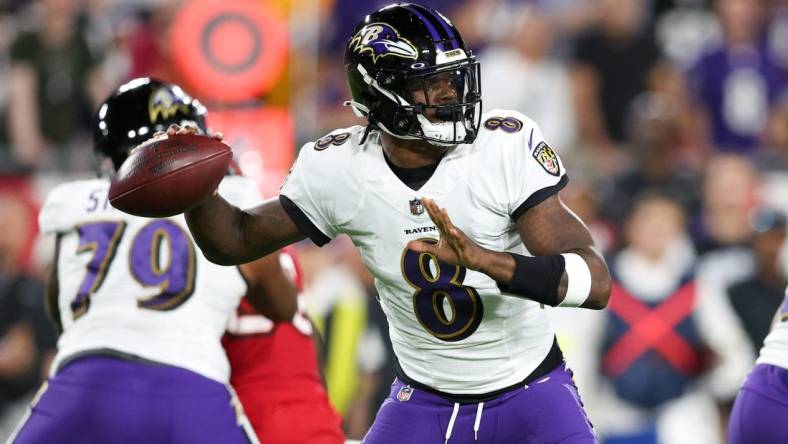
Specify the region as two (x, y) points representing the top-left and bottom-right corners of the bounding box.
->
(363, 362), (597, 444)
(9, 355), (253, 444)
(729, 363), (788, 444)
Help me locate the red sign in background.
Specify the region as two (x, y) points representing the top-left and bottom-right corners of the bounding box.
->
(207, 107), (294, 197)
(169, 0), (288, 103)
(170, 0), (293, 197)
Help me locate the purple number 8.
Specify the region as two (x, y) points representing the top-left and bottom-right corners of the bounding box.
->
(314, 132), (351, 151)
(483, 116), (523, 133)
(130, 220), (196, 311)
(401, 239), (483, 341)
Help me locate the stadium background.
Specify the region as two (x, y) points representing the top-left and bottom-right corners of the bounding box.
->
(0, 0), (787, 442)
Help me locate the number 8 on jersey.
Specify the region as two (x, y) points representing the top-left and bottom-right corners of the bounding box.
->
(401, 239), (483, 342)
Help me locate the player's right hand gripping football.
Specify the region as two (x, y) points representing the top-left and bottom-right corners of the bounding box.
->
(407, 197), (490, 272)
(155, 123), (224, 141)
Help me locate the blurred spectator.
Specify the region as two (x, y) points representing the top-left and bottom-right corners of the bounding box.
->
(758, 93), (788, 214)
(120, 2), (185, 83)
(757, 91), (788, 170)
(480, 5), (576, 152)
(591, 192), (749, 444)
(653, 0), (720, 69)
(297, 237), (369, 437)
(561, 180), (616, 254)
(692, 156), (759, 354)
(572, 0), (664, 152)
(726, 209), (787, 353)
(0, 10), (16, 161)
(0, 194), (55, 440)
(766, 0), (788, 71)
(353, 296), (396, 435)
(299, 236), (400, 440)
(687, 0), (786, 153)
(341, 248), (396, 441)
(534, 0), (604, 48)
(8, 0), (106, 170)
(692, 154), (759, 255)
(601, 92), (701, 227)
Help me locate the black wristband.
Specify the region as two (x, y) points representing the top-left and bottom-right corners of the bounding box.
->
(497, 253), (565, 306)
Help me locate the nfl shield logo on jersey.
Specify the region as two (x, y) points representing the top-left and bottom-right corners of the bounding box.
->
(409, 198), (424, 215)
(397, 385), (413, 402)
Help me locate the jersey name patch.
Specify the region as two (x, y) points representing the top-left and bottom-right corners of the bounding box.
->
(533, 142), (560, 176)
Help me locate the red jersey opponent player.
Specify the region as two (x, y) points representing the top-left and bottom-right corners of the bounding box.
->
(224, 246), (345, 444)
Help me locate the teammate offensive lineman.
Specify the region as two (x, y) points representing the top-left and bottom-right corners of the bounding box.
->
(166, 4), (611, 443)
(728, 287), (788, 443)
(9, 78), (299, 444)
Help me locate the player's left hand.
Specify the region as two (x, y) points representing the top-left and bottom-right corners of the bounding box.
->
(407, 197), (489, 271)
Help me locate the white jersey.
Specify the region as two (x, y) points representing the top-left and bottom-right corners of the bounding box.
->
(281, 109), (567, 394)
(40, 175), (261, 383)
(756, 286), (788, 370)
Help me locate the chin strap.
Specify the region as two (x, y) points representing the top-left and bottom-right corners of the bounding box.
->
(359, 123), (374, 145)
(343, 100), (369, 118)
(416, 114), (467, 146)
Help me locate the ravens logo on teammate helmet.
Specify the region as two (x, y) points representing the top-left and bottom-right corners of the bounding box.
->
(93, 78), (207, 170)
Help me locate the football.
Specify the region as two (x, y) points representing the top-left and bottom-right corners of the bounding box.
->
(109, 133), (232, 218)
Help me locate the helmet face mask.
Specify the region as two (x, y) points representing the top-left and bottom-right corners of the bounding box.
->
(397, 61), (481, 146)
(345, 4), (482, 147)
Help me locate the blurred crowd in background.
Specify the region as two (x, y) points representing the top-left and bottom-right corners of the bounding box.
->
(0, 0), (787, 442)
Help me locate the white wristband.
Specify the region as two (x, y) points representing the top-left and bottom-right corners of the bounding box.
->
(559, 253), (592, 307)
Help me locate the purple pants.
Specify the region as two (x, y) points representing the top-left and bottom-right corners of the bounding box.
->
(9, 355), (255, 444)
(363, 363), (596, 444)
(729, 363), (788, 444)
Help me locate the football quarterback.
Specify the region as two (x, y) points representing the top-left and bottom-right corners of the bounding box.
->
(166, 4), (610, 443)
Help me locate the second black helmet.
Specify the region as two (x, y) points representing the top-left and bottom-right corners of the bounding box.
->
(93, 78), (208, 170)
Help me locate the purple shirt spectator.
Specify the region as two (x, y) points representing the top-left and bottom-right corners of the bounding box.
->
(688, 42), (786, 152)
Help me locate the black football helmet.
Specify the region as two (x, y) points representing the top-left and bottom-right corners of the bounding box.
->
(93, 78), (207, 170)
(344, 3), (482, 147)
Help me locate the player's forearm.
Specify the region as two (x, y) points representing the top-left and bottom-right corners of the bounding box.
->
(185, 194), (258, 265)
(479, 246), (610, 310)
(477, 249), (516, 283)
(186, 194), (305, 265)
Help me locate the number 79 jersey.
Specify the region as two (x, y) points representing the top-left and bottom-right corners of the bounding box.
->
(39, 175), (261, 383)
(280, 109), (568, 394)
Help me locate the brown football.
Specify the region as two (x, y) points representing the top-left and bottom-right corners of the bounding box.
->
(109, 134), (232, 218)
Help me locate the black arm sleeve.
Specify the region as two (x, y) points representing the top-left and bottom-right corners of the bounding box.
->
(279, 195), (331, 247)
